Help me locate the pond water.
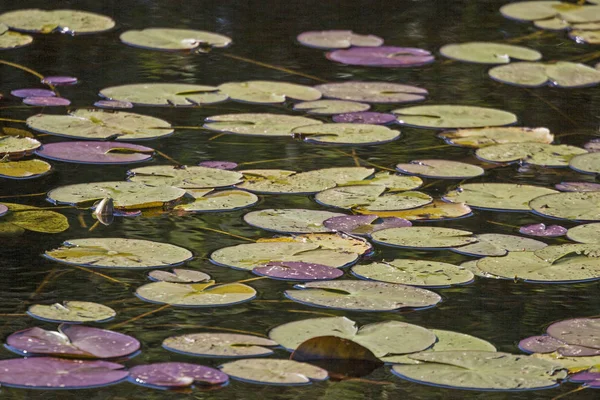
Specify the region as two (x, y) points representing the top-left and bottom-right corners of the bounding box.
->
(1, 0), (600, 398)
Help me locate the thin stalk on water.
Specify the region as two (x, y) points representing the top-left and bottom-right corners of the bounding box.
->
(550, 386), (587, 400)
(208, 133), (225, 141)
(221, 53), (327, 82)
(486, 220), (520, 229)
(108, 304), (172, 330)
(196, 226), (256, 242)
(148, 323), (267, 337)
(0, 59), (59, 95)
(77, 213), (88, 228)
(73, 265), (129, 286)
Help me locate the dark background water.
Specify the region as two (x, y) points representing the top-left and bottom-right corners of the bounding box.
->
(0, 0), (599, 398)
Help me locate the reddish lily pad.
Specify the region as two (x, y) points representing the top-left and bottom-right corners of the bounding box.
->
(42, 76), (77, 85)
(547, 318), (600, 349)
(129, 362), (228, 388)
(23, 96), (70, 106)
(332, 112), (396, 124)
(36, 141), (154, 164)
(0, 204), (8, 217)
(252, 261), (344, 281)
(11, 88), (55, 98)
(197, 160), (238, 170)
(323, 215), (412, 236)
(519, 335), (600, 357)
(570, 371), (600, 388)
(326, 46), (434, 67)
(94, 100), (133, 109)
(315, 81), (428, 103)
(555, 181), (600, 192)
(519, 223), (567, 237)
(584, 139), (600, 152)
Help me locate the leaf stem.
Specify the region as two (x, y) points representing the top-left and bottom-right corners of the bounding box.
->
(221, 53), (327, 82)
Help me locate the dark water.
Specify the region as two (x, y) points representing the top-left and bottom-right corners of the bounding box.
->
(0, 0), (599, 398)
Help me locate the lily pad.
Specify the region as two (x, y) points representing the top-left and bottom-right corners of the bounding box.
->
(0, 30), (33, 50)
(148, 268), (211, 283)
(286, 280), (441, 311)
(438, 127), (554, 148)
(217, 81), (321, 104)
(120, 28), (231, 51)
(26, 109), (174, 141)
(396, 159), (484, 179)
(297, 30), (383, 49)
(99, 83), (227, 106)
(129, 362), (228, 388)
(220, 359), (327, 385)
(520, 223), (567, 237)
(174, 189), (258, 212)
(570, 152), (600, 174)
(555, 181), (600, 192)
(358, 200), (473, 221)
(534, 17), (571, 30)
(570, 30), (600, 44)
(332, 111), (397, 124)
(243, 209), (345, 233)
(136, 280), (256, 307)
(451, 233), (547, 257)
(327, 46), (434, 67)
(293, 100), (370, 115)
(371, 227), (476, 249)
(500, 1), (564, 21)
(337, 170), (421, 190)
(204, 113), (322, 136)
(519, 335), (600, 357)
(393, 105), (517, 129)
(27, 301), (116, 323)
(94, 100), (134, 109)
(315, 81), (428, 103)
(0, 9), (115, 34)
(128, 165), (243, 189)
(315, 185), (432, 211)
(0, 159), (51, 179)
(570, 371), (600, 388)
(323, 215), (412, 235)
(567, 223), (600, 243)
(23, 97), (70, 106)
(440, 42), (541, 64)
(252, 261), (344, 281)
(236, 169), (336, 194)
(444, 183), (558, 211)
(12, 88), (55, 98)
(460, 260), (502, 279)
(42, 76), (77, 85)
(0, 204), (7, 217)
(163, 333), (277, 358)
(45, 238), (193, 269)
(36, 141), (154, 164)
(197, 160), (238, 170)
(489, 62), (600, 88)
(530, 192), (600, 221)
(293, 122), (401, 145)
(0, 358), (127, 389)
(0, 202), (68, 233)
(256, 233), (372, 255)
(352, 259), (474, 287)
(547, 318), (600, 349)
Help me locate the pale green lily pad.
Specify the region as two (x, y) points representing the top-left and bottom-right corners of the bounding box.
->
(0, 202), (68, 233)
(392, 351), (566, 390)
(534, 17), (571, 30)
(269, 317), (437, 358)
(443, 183), (558, 211)
(220, 359), (327, 385)
(0, 9), (115, 34)
(292, 123), (400, 145)
(460, 260), (502, 279)
(546, 62), (600, 87)
(451, 233), (547, 257)
(0, 30), (33, 50)
(393, 105), (517, 129)
(45, 238), (193, 269)
(174, 189), (258, 212)
(440, 42), (541, 64)
(566, 223), (600, 243)
(396, 159), (484, 179)
(569, 152), (600, 174)
(382, 329), (497, 364)
(286, 280), (441, 311)
(358, 200), (473, 221)
(489, 62), (600, 88)
(237, 169), (336, 194)
(26, 110), (174, 141)
(120, 28), (231, 51)
(0, 135), (41, 157)
(534, 243), (600, 262)
(163, 333), (277, 357)
(0, 22), (7, 35)
(47, 181), (186, 209)
(243, 209), (345, 233)
(210, 242), (357, 271)
(293, 100), (369, 115)
(315, 81), (428, 103)
(561, 5), (600, 23)
(570, 29), (600, 44)
(148, 268), (211, 283)
(28, 301), (116, 323)
(500, 1), (564, 21)
(530, 192), (600, 221)
(204, 113), (322, 136)
(0, 159), (51, 179)
(136, 281), (256, 306)
(298, 167), (374, 185)
(351, 259), (474, 287)
(217, 81), (321, 104)
(438, 127), (554, 148)
(355, 171), (423, 190)
(371, 227), (477, 249)
(489, 62), (549, 87)
(257, 233), (371, 256)
(315, 185), (432, 211)
(99, 83), (228, 106)
(127, 165), (243, 189)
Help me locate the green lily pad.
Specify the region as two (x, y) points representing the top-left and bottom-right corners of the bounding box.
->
(393, 105), (517, 129)
(204, 113), (322, 136)
(0, 159), (51, 179)
(460, 260), (501, 279)
(438, 127), (554, 148)
(569, 29), (600, 44)
(220, 359), (327, 385)
(500, 1), (564, 21)
(45, 238), (193, 269)
(315, 81), (428, 103)
(99, 83), (228, 106)
(0, 9), (115, 34)
(570, 152), (600, 174)
(257, 233), (372, 256)
(243, 209), (345, 233)
(451, 233), (547, 257)
(566, 223), (600, 243)
(286, 280), (442, 311)
(210, 242), (358, 271)
(269, 317), (437, 358)
(392, 351), (566, 390)
(351, 259), (474, 287)
(163, 333), (277, 357)
(127, 165), (243, 189)
(292, 123), (400, 145)
(0, 203), (68, 234)
(28, 301), (116, 323)
(293, 100), (369, 115)
(0, 30), (33, 50)
(489, 62), (600, 88)
(136, 280), (256, 306)
(47, 181), (186, 209)
(0, 135), (41, 158)
(371, 227), (477, 249)
(148, 268), (211, 283)
(443, 183), (558, 211)
(530, 191), (600, 221)
(174, 189), (258, 212)
(353, 171), (423, 191)
(236, 169), (336, 194)
(440, 42), (541, 64)
(298, 167), (375, 185)
(357, 200), (473, 221)
(26, 110), (174, 141)
(396, 159), (484, 179)
(217, 81), (321, 104)
(120, 28), (231, 51)
(315, 185), (432, 211)
(534, 17), (571, 30)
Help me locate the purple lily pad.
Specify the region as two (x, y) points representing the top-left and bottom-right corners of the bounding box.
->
(129, 362), (228, 388)
(252, 261), (344, 281)
(555, 181), (600, 192)
(94, 100), (134, 109)
(197, 160), (238, 170)
(326, 46), (434, 67)
(0, 357), (128, 389)
(323, 215), (412, 236)
(11, 88), (55, 98)
(584, 139), (600, 153)
(23, 96), (71, 106)
(332, 112), (396, 124)
(42, 76), (78, 86)
(0, 204), (8, 217)
(35, 141), (154, 164)
(570, 371), (600, 388)
(519, 223), (567, 237)
(519, 335), (600, 356)
(547, 318), (600, 350)
(6, 325), (140, 359)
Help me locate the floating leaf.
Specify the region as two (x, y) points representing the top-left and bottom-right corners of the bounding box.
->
(23, 96), (70, 106)
(532, 353), (600, 370)
(396, 159), (484, 179)
(440, 42), (541, 64)
(555, 181), (600, 192)
(371, 227), (476, 249)
(252, 261), (344, 281)
(42, 76), (77, 85)
(45, 238), (193, 269)
(500, 1), (565, 21)
(547, 318), (600, 349)
(27, 109), (174, 141)
(220, 359), (327, 385)
(315, 185), (432, 211)
(11, 88), (55, 98)
(217, 81), (321, 104)
(332, 111), (396, 124)
(129, 362), (228, 388)
(0, 30), (33, 50)
(570, 152), (600, 175)
(460, 260), (502, 279)
(0, 204), (7, 217)
(444, 183), (558, 211)
(163, 333), (277, 358)
(0, 159), (51, 179)
(315, 81), (428, 103)
(136, 281), (256, 307)
(36, 141), (154, 164)
(204, 113), (322, 136)
(120, 28), (231, 51)
(148, 269), (210, 283)
(0, 202), (68, 233)
(237, 169), (336, 194)
(99, 83), (227, 106)
(286, 280), (441, 311)
(358, 200), (473, 221)
(28, 301), (116, 324)
(128, 165), (243, 189)
(174, 189), (258, 212)
(243, 209), (345, 233)
(519, 223), (567, 237)
(439, 127), (553, 148)
(197, 160), (238, 170)
(530, 192), (600, 221)
(297, 30), (383, 49)
(535, 17), (570, 30)
(570, 371), (600, 388)
(394, 105), (517, 129)
(450, 233), (547, 257)
(567, 223), (600, 243)
(293, 100), (369, 115)
(293, 123), (400, 145)
(94, 100), (134, 109)
(327, 46), (434, 67)
(570, 30), (600, 44)
(489, 61), (600, 88)
(0, 9), (115, 34)
(323, 215), (412, 235)
(257, 233), (372, 255)
(519, 335), (600, 357)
